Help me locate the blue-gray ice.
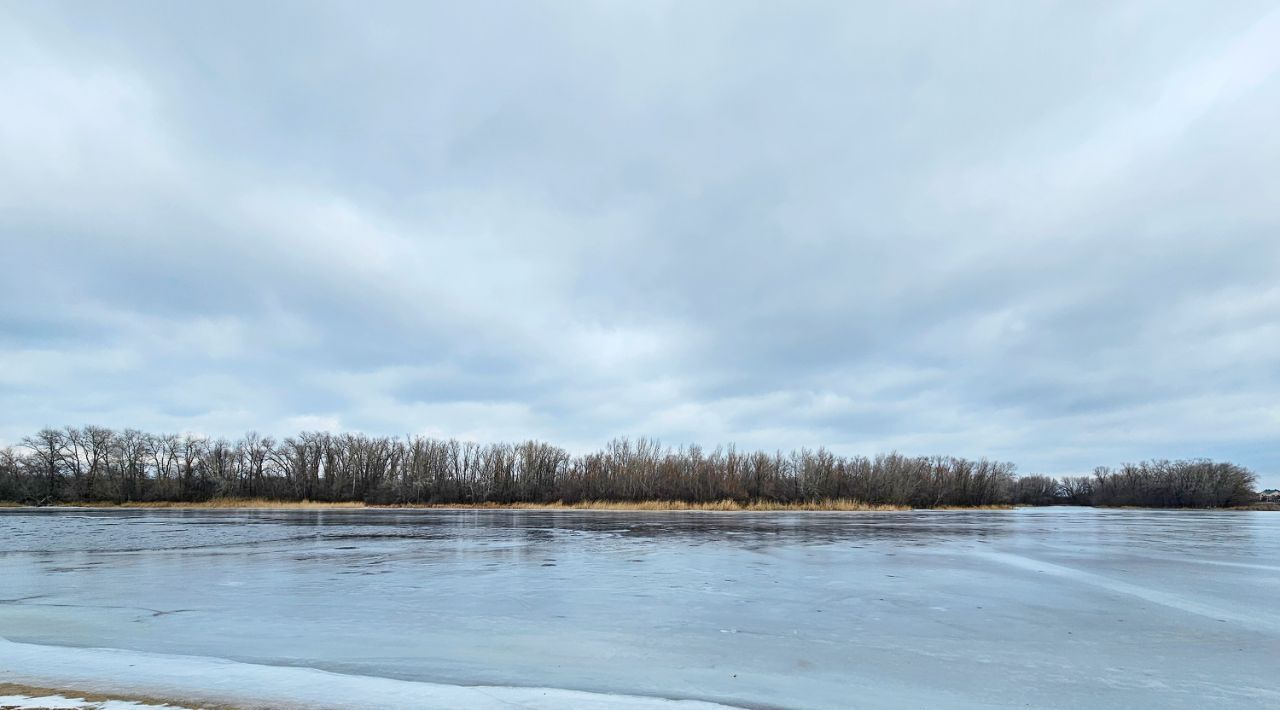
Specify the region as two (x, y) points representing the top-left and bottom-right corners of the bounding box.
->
(1, 508), (1278, 709)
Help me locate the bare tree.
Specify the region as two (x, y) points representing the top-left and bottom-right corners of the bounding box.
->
(0, 426), (1260, 509)
(21, 428), (67, 503)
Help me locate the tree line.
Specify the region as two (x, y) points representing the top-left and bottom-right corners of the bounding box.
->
(0, 426), (1259, 508)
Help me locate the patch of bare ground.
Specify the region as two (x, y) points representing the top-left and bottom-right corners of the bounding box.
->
(0, 682), (233, 709)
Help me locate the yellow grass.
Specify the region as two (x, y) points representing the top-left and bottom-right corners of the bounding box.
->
(44, 497), (911, 511)
(7, 498), (1026, 512)
(58, 497), (366, 510)
(1241, 501), (1280, 511)
(415, 499), (912, 511)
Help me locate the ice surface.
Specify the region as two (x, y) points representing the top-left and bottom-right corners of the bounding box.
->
(0, 638), (731, 709)
(2, 508), (1279, 709)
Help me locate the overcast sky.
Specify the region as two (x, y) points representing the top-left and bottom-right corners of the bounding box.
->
(1, 1), (1277, 485)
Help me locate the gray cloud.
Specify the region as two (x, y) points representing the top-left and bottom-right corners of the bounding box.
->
(2, 1), (1278, 486)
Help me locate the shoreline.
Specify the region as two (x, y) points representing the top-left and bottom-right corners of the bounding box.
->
(0, 683), (214, 710)
(0, 498), (1016, 512)
(2, 499), (1271, 512)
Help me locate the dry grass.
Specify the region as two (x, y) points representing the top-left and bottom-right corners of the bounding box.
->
(6, 498), (1024, 512)
(1240, 501), (1280, 511)
(405, 498), (910, 512)
(58, 498), (366, 510)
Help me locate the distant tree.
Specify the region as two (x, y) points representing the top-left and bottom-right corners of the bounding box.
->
(21, 428), (67, 502)
(0, 426), (1259, 509)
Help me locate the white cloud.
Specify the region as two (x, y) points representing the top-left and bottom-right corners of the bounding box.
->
(0, 2), (1277, 486)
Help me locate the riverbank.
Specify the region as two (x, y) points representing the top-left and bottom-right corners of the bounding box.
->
(7, 498), (1276, 511)
(8, 498), (1276, 511)
(0, 497), (920, 512)
(6, 498), (1275, 511)
(1242, 501), (1280, 511)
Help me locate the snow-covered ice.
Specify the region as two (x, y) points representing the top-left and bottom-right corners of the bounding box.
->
(2, 508), (1278, 709)
(0, 637), (731, 709)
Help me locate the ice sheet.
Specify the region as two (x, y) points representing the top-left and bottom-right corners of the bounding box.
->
(2, 508), (1279, 709)
(0, 638), (734, 709)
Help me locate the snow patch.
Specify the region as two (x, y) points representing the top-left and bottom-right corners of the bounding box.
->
(0, 695), (187, 709)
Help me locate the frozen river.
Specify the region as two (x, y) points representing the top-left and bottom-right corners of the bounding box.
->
(1, 507), (1278, 709)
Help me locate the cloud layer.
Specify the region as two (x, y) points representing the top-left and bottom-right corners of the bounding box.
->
(2, 1), (1278, 485)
